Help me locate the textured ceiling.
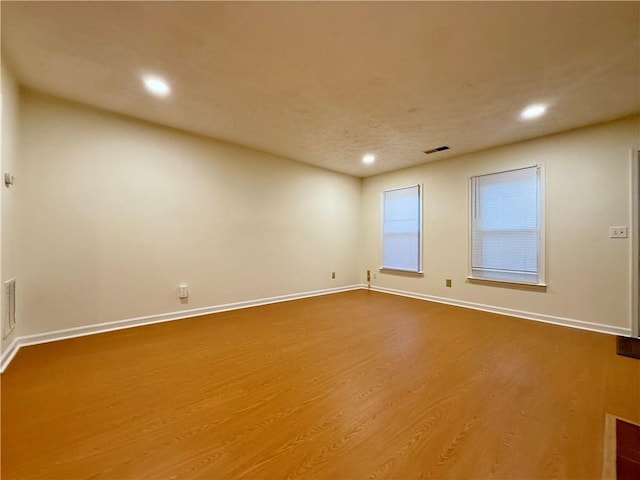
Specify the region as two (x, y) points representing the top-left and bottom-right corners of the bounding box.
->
(2, 1), (639, 177)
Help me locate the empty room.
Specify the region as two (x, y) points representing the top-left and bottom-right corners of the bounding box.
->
(1, 1), (639, 479)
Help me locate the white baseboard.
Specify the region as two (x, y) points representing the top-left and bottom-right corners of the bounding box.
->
(0, 284), (361, 373)
(1, 283), (630, 373)
(1, 337), (20, 373)
(368, 285), (631, 337)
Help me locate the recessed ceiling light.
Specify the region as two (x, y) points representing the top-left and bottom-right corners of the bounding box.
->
(520, 104), (547, 120)
(142, 75), (171, 97)
(362, 154), (375, 165)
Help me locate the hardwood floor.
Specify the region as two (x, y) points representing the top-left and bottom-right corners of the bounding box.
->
(2, 290), (639, 479)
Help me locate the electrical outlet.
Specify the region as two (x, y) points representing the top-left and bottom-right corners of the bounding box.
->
(331, 272), (336, 279)
(4, 173), (14, 187)
(446, 279), (452, 287)
(609, 226), (628, 238)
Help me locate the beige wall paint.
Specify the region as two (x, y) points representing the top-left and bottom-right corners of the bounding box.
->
(1, 62), (21, 352)
(17, 91), (361, 335)
(361, 115), (639, 331)
(7, 88), (640, 340)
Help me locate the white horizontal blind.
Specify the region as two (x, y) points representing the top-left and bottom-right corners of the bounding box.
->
(382, 185), (422, 272)
(471, 166), (541, 284)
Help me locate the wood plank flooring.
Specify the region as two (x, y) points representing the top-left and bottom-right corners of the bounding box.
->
(2, 290), (639, 479)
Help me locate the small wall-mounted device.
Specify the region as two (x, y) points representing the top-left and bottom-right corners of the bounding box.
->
(178, 284), (189, 299)
(4, 173), (14, 187)
(609, 226), (628, 238)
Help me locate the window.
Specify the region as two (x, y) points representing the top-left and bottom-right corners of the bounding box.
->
(382, 185), (422, 273)
(470, 166), (544, 285)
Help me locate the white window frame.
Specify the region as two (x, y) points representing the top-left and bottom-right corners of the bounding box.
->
(468, 165), (546, 286)
(380, 184), (423, 274)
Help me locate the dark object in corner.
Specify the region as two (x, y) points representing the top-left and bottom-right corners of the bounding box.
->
(617, 336), (640, 360)
(616, 419), (640, 480)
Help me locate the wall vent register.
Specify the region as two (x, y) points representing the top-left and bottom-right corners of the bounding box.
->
(3, 278), (16, 339)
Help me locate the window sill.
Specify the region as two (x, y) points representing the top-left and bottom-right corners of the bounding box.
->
(380, 268), (424, 277)
(467, 276), (547, 292)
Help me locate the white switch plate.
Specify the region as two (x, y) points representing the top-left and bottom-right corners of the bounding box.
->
(179, 285), (189, 299)
(609, 226), (628, 238)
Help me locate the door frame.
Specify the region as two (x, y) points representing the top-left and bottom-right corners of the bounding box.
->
(631, 148), (639, 337)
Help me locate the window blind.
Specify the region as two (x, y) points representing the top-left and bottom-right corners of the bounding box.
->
(382, 185), (422, 273)
(470, 166), (542, 284)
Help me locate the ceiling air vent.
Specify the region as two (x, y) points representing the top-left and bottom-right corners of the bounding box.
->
(424, 145), (450, 155)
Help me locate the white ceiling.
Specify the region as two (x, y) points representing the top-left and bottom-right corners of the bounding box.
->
(2, 1), (639, 177)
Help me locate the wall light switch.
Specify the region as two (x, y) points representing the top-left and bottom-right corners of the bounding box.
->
(609, 226), (628, 238)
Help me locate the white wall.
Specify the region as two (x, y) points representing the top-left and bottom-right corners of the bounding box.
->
(361, 115), (639, 333)
(1, 62), (21, 353)
(17, 91), (361, 335)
